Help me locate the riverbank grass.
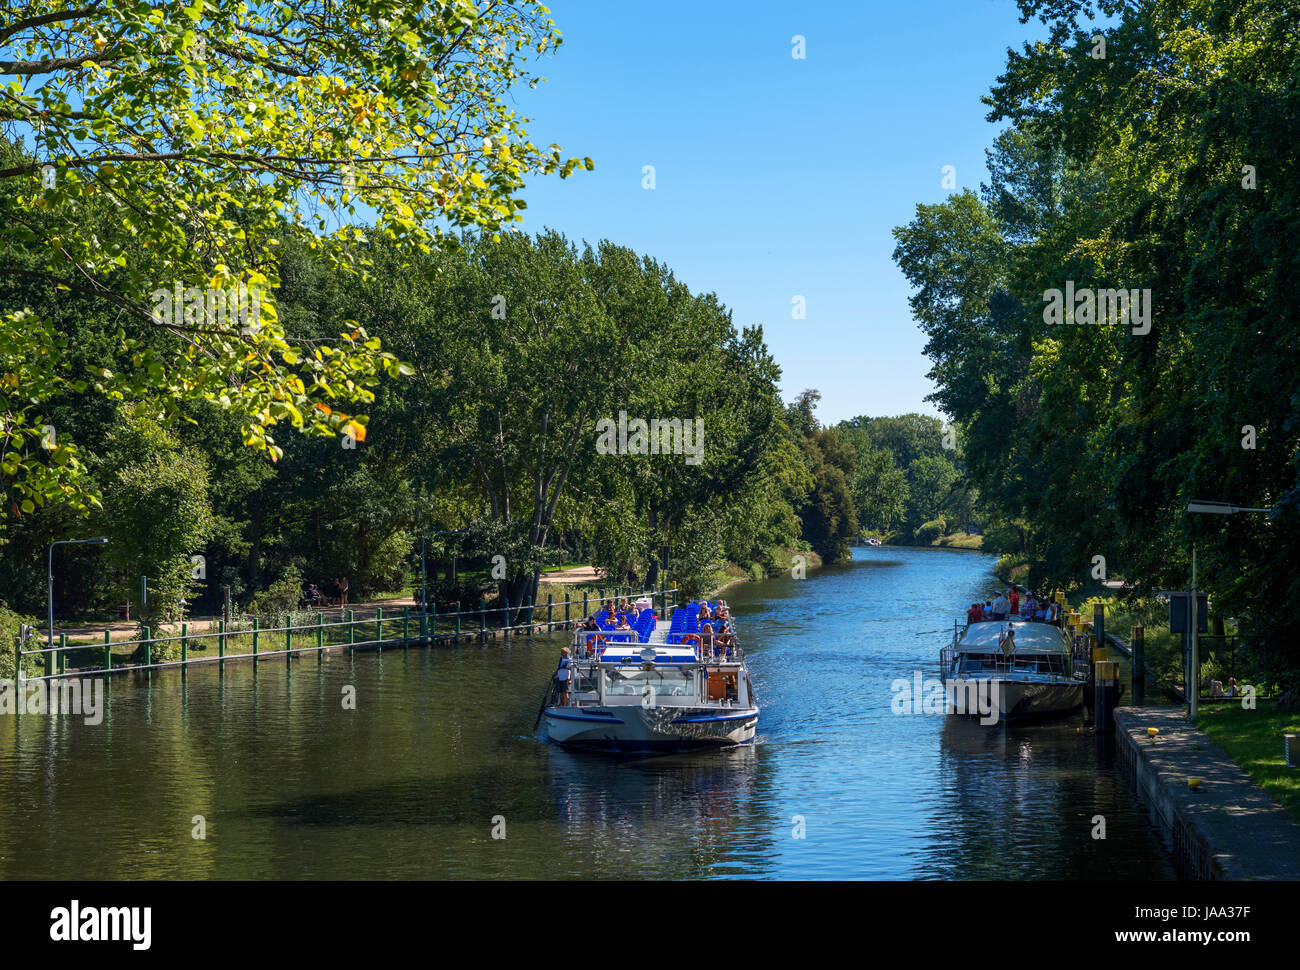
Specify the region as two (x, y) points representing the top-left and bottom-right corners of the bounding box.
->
(1197, 699), (1300, 824)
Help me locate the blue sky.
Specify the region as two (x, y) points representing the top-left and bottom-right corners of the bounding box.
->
(511, 0), (1048, 425)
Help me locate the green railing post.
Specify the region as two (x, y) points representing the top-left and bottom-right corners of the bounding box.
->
(455, 604), (461, 639)
(503, 599), (509, 640)
(44, 630), (53, 678)
(479, 598), (486, 641)
(104, 630), (111, 673)
(181, 622), (188, 668)
(565, 592), (571, 623)
(419, 610), (427, 646)
(286, 613), (293, 664)
(526, 596), (533, 633)
(348, 609), (355, 654)
(547, 594), (553, 630)
(317, 611), (325, 661)
(252, 616), (259, 662)
(142, 625), (151, 671)
(403, 606), (409, 648)
(376, 607), (383, 652)
(218, 619), (226, 666)
(582, 589), (588, 620)
(14, 639), (22, 690)
(58, 633), (67, 675)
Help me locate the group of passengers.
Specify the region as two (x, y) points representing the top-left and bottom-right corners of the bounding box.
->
(967, 588), (1064, 626)
(695, 600), (736, 659)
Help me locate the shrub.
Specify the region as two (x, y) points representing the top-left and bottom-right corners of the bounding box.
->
(914, 518), (945, 544)
(0, 604), (40, 680)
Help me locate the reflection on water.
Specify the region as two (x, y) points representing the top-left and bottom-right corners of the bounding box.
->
(0, 546), (1173, 880)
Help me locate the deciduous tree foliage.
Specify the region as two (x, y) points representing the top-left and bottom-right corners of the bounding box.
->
(1, 0), (589, 518)
(893, 0), (1300, 686)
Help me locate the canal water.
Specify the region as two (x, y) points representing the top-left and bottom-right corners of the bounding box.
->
(0, 546), (1174, 879)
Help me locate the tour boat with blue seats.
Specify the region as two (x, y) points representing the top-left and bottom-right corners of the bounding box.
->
(540, 600), (759, 750)
(941, 618), (1086, 722)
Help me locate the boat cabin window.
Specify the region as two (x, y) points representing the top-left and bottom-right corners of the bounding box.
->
(602, 666), (696, 698)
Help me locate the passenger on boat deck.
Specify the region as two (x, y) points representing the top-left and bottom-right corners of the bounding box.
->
(966, 603), (981, 624)
(715, 628), (734, 657)
(697, 602), (713, 622)
(615, 614), (632, 632)
(991, 592), (1009, 620)
(700, 622), (716, 655)
(1009, 588), (1020, 615)
(556, 647), (572, 707)
(1023, 594), (1037, 619)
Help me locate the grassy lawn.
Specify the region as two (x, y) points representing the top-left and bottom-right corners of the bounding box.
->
(934, 532), (983, 550)
(1198, 699), (1300, 824)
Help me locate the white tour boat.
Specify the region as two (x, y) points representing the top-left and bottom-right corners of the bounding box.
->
(540, 600), (759, 750)
(941, 618), (1085, 722)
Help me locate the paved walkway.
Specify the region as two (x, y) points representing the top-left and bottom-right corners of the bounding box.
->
(1114, 707), (1300, 879)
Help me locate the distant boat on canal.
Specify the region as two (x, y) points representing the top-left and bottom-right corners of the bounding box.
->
(539, 600), (759, 750)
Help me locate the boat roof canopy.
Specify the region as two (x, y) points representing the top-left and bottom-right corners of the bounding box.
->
(958, 621), (1069, 656)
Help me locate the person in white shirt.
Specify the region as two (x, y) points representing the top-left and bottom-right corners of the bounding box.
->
(992, 593), (1009, 620)
(555, 647), (572, 706)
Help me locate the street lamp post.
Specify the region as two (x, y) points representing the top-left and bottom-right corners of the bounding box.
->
(47, 537), (109, 676)
(1184, 501), (1272, 719)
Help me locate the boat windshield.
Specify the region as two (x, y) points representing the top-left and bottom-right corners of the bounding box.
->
(603, 667), (696, 698)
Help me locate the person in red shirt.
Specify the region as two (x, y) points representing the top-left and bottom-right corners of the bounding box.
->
(1009, 589), (1020, 615)
(967, 603), (982, 624)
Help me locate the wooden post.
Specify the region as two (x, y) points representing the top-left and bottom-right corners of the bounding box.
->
(1132, 625), (1145, 705)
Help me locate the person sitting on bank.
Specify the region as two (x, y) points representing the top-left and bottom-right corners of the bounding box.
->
(1225, 677), (1237, 698)
(555, 647), (572, 707)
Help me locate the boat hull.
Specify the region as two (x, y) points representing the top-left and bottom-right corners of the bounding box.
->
(544, 704), (758, 750)
(944, 677), (1083, 722)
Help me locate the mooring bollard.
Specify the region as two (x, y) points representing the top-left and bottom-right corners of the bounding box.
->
(1094, 660), (1119, 733)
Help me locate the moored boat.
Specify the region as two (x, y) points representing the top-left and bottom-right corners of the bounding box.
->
(540, 600), (759, 750)
(940, 618), (1085, 722)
